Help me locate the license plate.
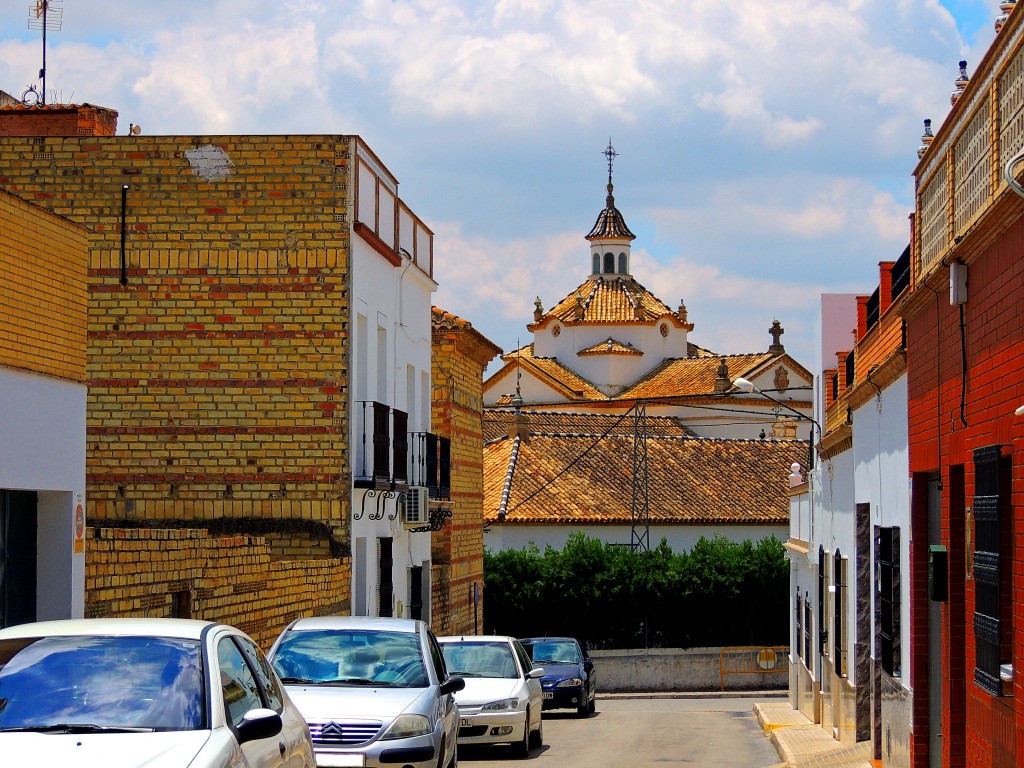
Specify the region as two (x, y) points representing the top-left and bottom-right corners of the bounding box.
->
(316, 754), (365, 768)
(542, 692), (553, 699)
(460, 718), (471, 727)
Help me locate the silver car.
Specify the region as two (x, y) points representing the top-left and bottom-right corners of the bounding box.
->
(267, 617), (464, 768)
(0, 618), (315, 768)
(438, 635), (544, 758)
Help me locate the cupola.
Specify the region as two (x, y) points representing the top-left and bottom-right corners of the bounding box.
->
(587, 141), (636, 279)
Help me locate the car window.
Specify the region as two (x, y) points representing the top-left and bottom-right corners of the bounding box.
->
(426, 631), (448, 682)
(441, 641), (518, 679)
(236, 636), (283, 711)
(0, 635), (204, 731)
(218, 637), (264, 728)
(524, 640), (581, 665)
(513, 641), (533, 676)
(270, 629), (427, 688)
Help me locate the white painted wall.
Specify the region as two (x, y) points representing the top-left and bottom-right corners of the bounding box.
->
(0, 366), (86, 620)
(853, 373), (911, 687)
(484, 523), (785, 553)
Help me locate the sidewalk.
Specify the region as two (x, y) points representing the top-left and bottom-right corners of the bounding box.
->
(754, 700), (875, 768)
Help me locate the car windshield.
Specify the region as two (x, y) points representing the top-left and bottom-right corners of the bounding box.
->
(440, 641), (517, 679)
(271, 629), (428, 688)
(524, 641), (581, 665)
(0, 635), (205, 732)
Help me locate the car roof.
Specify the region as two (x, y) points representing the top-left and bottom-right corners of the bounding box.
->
(519, 637), (576, 643)
(286, 616), (423, 634)
(0, 618), (218, 641)
(437, 635), (517, 644)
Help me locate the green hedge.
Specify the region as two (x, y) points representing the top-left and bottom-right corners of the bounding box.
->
(483, 533), (789, 649)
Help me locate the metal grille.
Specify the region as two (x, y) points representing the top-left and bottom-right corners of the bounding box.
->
(919, 166), (948, 273)
(308, 720), (382, 745)
(953, 98), (991, 237)
(1000, 44), (1024, 167)
(972, 445), (1004, 695)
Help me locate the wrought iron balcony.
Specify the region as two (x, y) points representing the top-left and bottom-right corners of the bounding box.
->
(353, 402), (450, 498)
(410, 432), (451, 500)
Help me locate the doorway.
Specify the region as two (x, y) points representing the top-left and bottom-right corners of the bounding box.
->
(1, 490), (38, 628)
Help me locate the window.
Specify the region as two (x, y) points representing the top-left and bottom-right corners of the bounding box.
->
(409, 565), (423, 621)
(834, 550), (848, 677)
(795, 592), (803, 661)
(877, 526), (901, 676)
(236, 637), (283, 712)
(973, 445), (1009, 695)
(603, 252), (614, 273)
(218, 638), (263, 728)
(378, 537), (394, 617)
(592, 253), (600, 274)
(618, 252), (627, 274)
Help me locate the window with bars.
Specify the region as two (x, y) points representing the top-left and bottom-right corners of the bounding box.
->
(834, 550), (848, 677)
(877, 526), (901, 677)
(795, 592), (803, 661)
(972, 445), (1009, 696)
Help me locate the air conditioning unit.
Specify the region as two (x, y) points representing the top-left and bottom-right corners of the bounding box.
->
(402, 487), (430, 527)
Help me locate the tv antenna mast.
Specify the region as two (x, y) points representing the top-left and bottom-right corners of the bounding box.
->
(27, 0), (63, 106)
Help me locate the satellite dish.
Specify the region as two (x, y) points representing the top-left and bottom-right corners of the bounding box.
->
(129, 123), (142, 135)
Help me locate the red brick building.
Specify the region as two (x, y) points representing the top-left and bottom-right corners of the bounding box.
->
(905, 9), (1024, 767)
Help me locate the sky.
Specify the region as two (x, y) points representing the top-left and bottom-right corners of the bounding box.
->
(0, 0), (1002, 374)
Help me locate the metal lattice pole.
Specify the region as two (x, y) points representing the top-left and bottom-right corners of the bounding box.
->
(630, 402), (650, 551)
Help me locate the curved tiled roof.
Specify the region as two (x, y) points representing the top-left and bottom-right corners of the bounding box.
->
(618, 353), (775, 400)
(541, 276), (674, 325)
(577, 338), (643, 357)
(586, 183), (635, 240)
(482, 409), (694, 444)
(484, 433), (804, 525)
(487, 345), (607, 403)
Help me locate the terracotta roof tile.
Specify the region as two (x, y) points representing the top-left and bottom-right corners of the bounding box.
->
(490, 345), (607, 402)
(618, 353), (774, 400)
(543, 276), (674, 325)
(577, 337), (643, 356)
(484, 433), (804, 526)
(483, 409), (694, 444)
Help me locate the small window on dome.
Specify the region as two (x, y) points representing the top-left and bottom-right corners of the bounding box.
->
(618, 252), (627, 274)
(603, 253), (614, 273)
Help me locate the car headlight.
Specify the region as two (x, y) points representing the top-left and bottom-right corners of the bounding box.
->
(481, 698), (520, 712)
(555, 678), (583, 688)
(381, 714), (432, 740)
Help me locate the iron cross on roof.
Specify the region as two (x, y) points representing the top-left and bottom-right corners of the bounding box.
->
(603, 140), (618, 185)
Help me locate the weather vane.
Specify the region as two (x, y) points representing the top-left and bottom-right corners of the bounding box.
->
(603, 139), (618, 185)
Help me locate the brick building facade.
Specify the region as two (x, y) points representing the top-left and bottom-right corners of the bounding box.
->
(430, 307), (501, 635)
(0, 105), (446, 645)
(904, 9), (1024, 767)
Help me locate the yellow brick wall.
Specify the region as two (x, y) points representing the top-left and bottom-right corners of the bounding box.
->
(0, 188), (88, 381)
(86, 527), (350, 649)
(430, 315), (501, 635)
(0, 135), (353, 542)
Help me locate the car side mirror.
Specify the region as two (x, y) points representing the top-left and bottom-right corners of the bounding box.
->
(237, 708), (283, 744)
(441, 676), (466, 695)
(527, 667), (545, 679)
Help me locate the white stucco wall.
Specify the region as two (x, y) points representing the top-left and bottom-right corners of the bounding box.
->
(0, 366), (86, 620)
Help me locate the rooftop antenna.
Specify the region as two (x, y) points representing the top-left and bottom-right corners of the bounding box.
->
(27, 0), (63, 106)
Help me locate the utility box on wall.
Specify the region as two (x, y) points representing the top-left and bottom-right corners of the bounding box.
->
(928, 545), (948, 602)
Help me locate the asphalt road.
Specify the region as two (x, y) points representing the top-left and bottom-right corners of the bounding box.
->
(459, 694), (783, 768)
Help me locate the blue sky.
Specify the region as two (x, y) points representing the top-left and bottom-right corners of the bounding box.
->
(0, 1), (1004, 372)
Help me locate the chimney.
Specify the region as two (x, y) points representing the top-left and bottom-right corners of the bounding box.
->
(0, 102), (119, 137)
(856, 297), (869, 341)
(878, 261), (895, 315)
(713, 360), (731, 393)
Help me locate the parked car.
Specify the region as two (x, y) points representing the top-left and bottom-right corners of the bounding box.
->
(438, 635), (544, 758)
(267, 616), (464, 768)
(519, 637), (596, 717)
(0, 617), (315, 768)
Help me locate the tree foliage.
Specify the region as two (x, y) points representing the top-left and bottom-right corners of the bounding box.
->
(483, 533), (788, 648)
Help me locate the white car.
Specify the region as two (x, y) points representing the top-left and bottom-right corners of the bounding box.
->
(267, 616), (464, 768)
(0, 617), (315, 768)
(437, 635), (544, 758)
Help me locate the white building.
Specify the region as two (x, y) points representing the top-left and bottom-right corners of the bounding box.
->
(349, 140), (440, 622)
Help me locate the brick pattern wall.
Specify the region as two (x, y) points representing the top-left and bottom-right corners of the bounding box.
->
(905, 214), (1024, 768)
(0, 104), (118, 137)
(0, 189), (88, 381)
(0, 128), (356, 631)
(430, 311), (501, 635)
(86, 527), (350, 648)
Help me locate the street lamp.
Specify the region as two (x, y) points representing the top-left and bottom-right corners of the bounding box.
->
(732, 377), (821, 467)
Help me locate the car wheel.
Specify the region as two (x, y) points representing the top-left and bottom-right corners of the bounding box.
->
(513, 709), (531, 758)
(529, 710), (543, 749)
(576, 695), (589, 717)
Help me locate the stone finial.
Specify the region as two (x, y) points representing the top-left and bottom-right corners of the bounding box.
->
(996, 1), (1017, 34)
(769, 320), (785, 354)
(714, 360), (731, 393)
(918, 118), (934, 160)
(534, 296), (543, 322)
(633, 302), (645, 321)
(677, 300), (688, 323)
(574, 293), (585, 321)
(951, 60), (969, 106)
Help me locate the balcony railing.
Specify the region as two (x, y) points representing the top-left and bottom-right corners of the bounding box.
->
(354, 401), (449, 497)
